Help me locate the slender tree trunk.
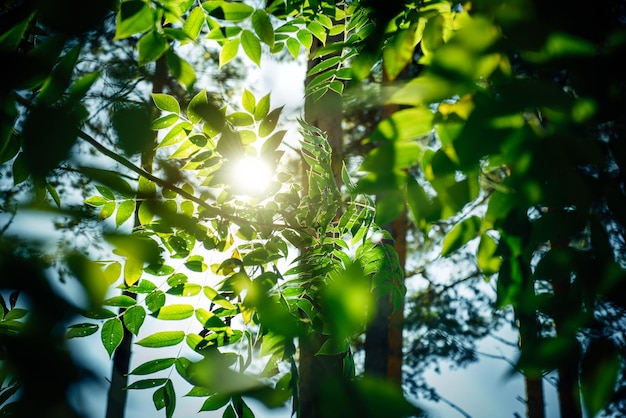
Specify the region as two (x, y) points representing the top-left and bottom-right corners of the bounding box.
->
(297, 37), (344, 418)
(105, 55), (167, 418)
(552, 278), (582, 418)
(515, 256), (546, 418)
(364, 58), (408, 385)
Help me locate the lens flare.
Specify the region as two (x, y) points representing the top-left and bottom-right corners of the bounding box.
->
(230, 156), (273, 195)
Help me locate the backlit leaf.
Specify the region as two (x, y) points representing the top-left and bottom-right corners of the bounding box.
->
(442, 216), (481, 256)
(219, 37), (240, 67)
(103, 295), (137, 308)
(136, 331), (186, 348)
(155, 304), (195, 320)
(115, 1), (154, 40)
(183, 6), (205, 40)
(241, 30), (262, 66)
(116, 200), (136, 227)
(123, 305), (146, 335)
(202, 1), (253, 22)
(252, 9), (274, 46)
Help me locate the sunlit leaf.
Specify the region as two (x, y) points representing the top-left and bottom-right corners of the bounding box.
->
(286, 37), (301, 58)
(103, 295), (137, 308)
(136, 331), (186, 348)
(115, 1), (154, 40)
(442, 216), (481, 256)
(259, 106), (283, 137)
(241, 30), (262, 66)
(123, 305), (146, 335)
(116, 200), (136, 227)
(202, 1), (253, 22)
(219, 37), (240, 67)
(155, 304), (195, 320)
(252, 9), (274, 46)
(183, 6), (205, 40)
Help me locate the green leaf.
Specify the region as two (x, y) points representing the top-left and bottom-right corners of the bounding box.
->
(130, 358), (177, 375)
(152, 113), (179, 130)
(123, 305), (146, 335)
(369, 107), (434, 142)
(199, 393), (231, 411)
(219, 37), (240, 67)
(66, 323), (99, 339)
(103, 261), (122, 284)
(259, 106), (283, 137)
(226, 111), (255, 127)
(138, 30), (169, 65)
(241, 89), (256, 114)
(383, 25), (419, 81)
(375, 190), (405, 226)
(116, 200), (136, 228)
(166, 50), (196, 89)
(286, 37), (301, 58)
(146, 290), (166, 312)
(254, 93), (271, 121)
(360, 142), (422, 172)
(195, 308), (229, 331)
(307, 56), (342, 77)
(152, 93), (181, 114)
(442, 216), (482, 256)
(241, 30), (262, 66)
(124, 256), (144, 286)
(477, 233), (502, 276)
(115, 1), (154, 40)
(297, 29), (313, 50)
(183, 6), (205, 40)
(101, 318), (124, 358)
(126, 378), (168, 390)
(185, 256), (207, 272)
(103, 295), (137, 308)
(100, 201), (116, 220)
(155, 304), (195, 320)
(136, 331), (186, 348)
(581, 338), (620, 417)
(252, 9), (274, 46)
(202, 1), (253, 22)
(307, 20), (326, 43)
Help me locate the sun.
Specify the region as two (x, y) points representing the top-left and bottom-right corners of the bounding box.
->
(230, 156), (273, 196)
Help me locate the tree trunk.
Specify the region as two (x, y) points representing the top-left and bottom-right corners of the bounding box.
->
(105, 55), (167, 418)
(552, 278), (582, 418)
(297, 36), (345, 418)
(364, 56), (408, 384)
(517, 304), (545, 418)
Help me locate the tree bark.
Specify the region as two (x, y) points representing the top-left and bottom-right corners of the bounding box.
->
(105, 55), (167, 418)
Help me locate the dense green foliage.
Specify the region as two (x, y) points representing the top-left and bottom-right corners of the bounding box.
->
(0, 0), (625, 417)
